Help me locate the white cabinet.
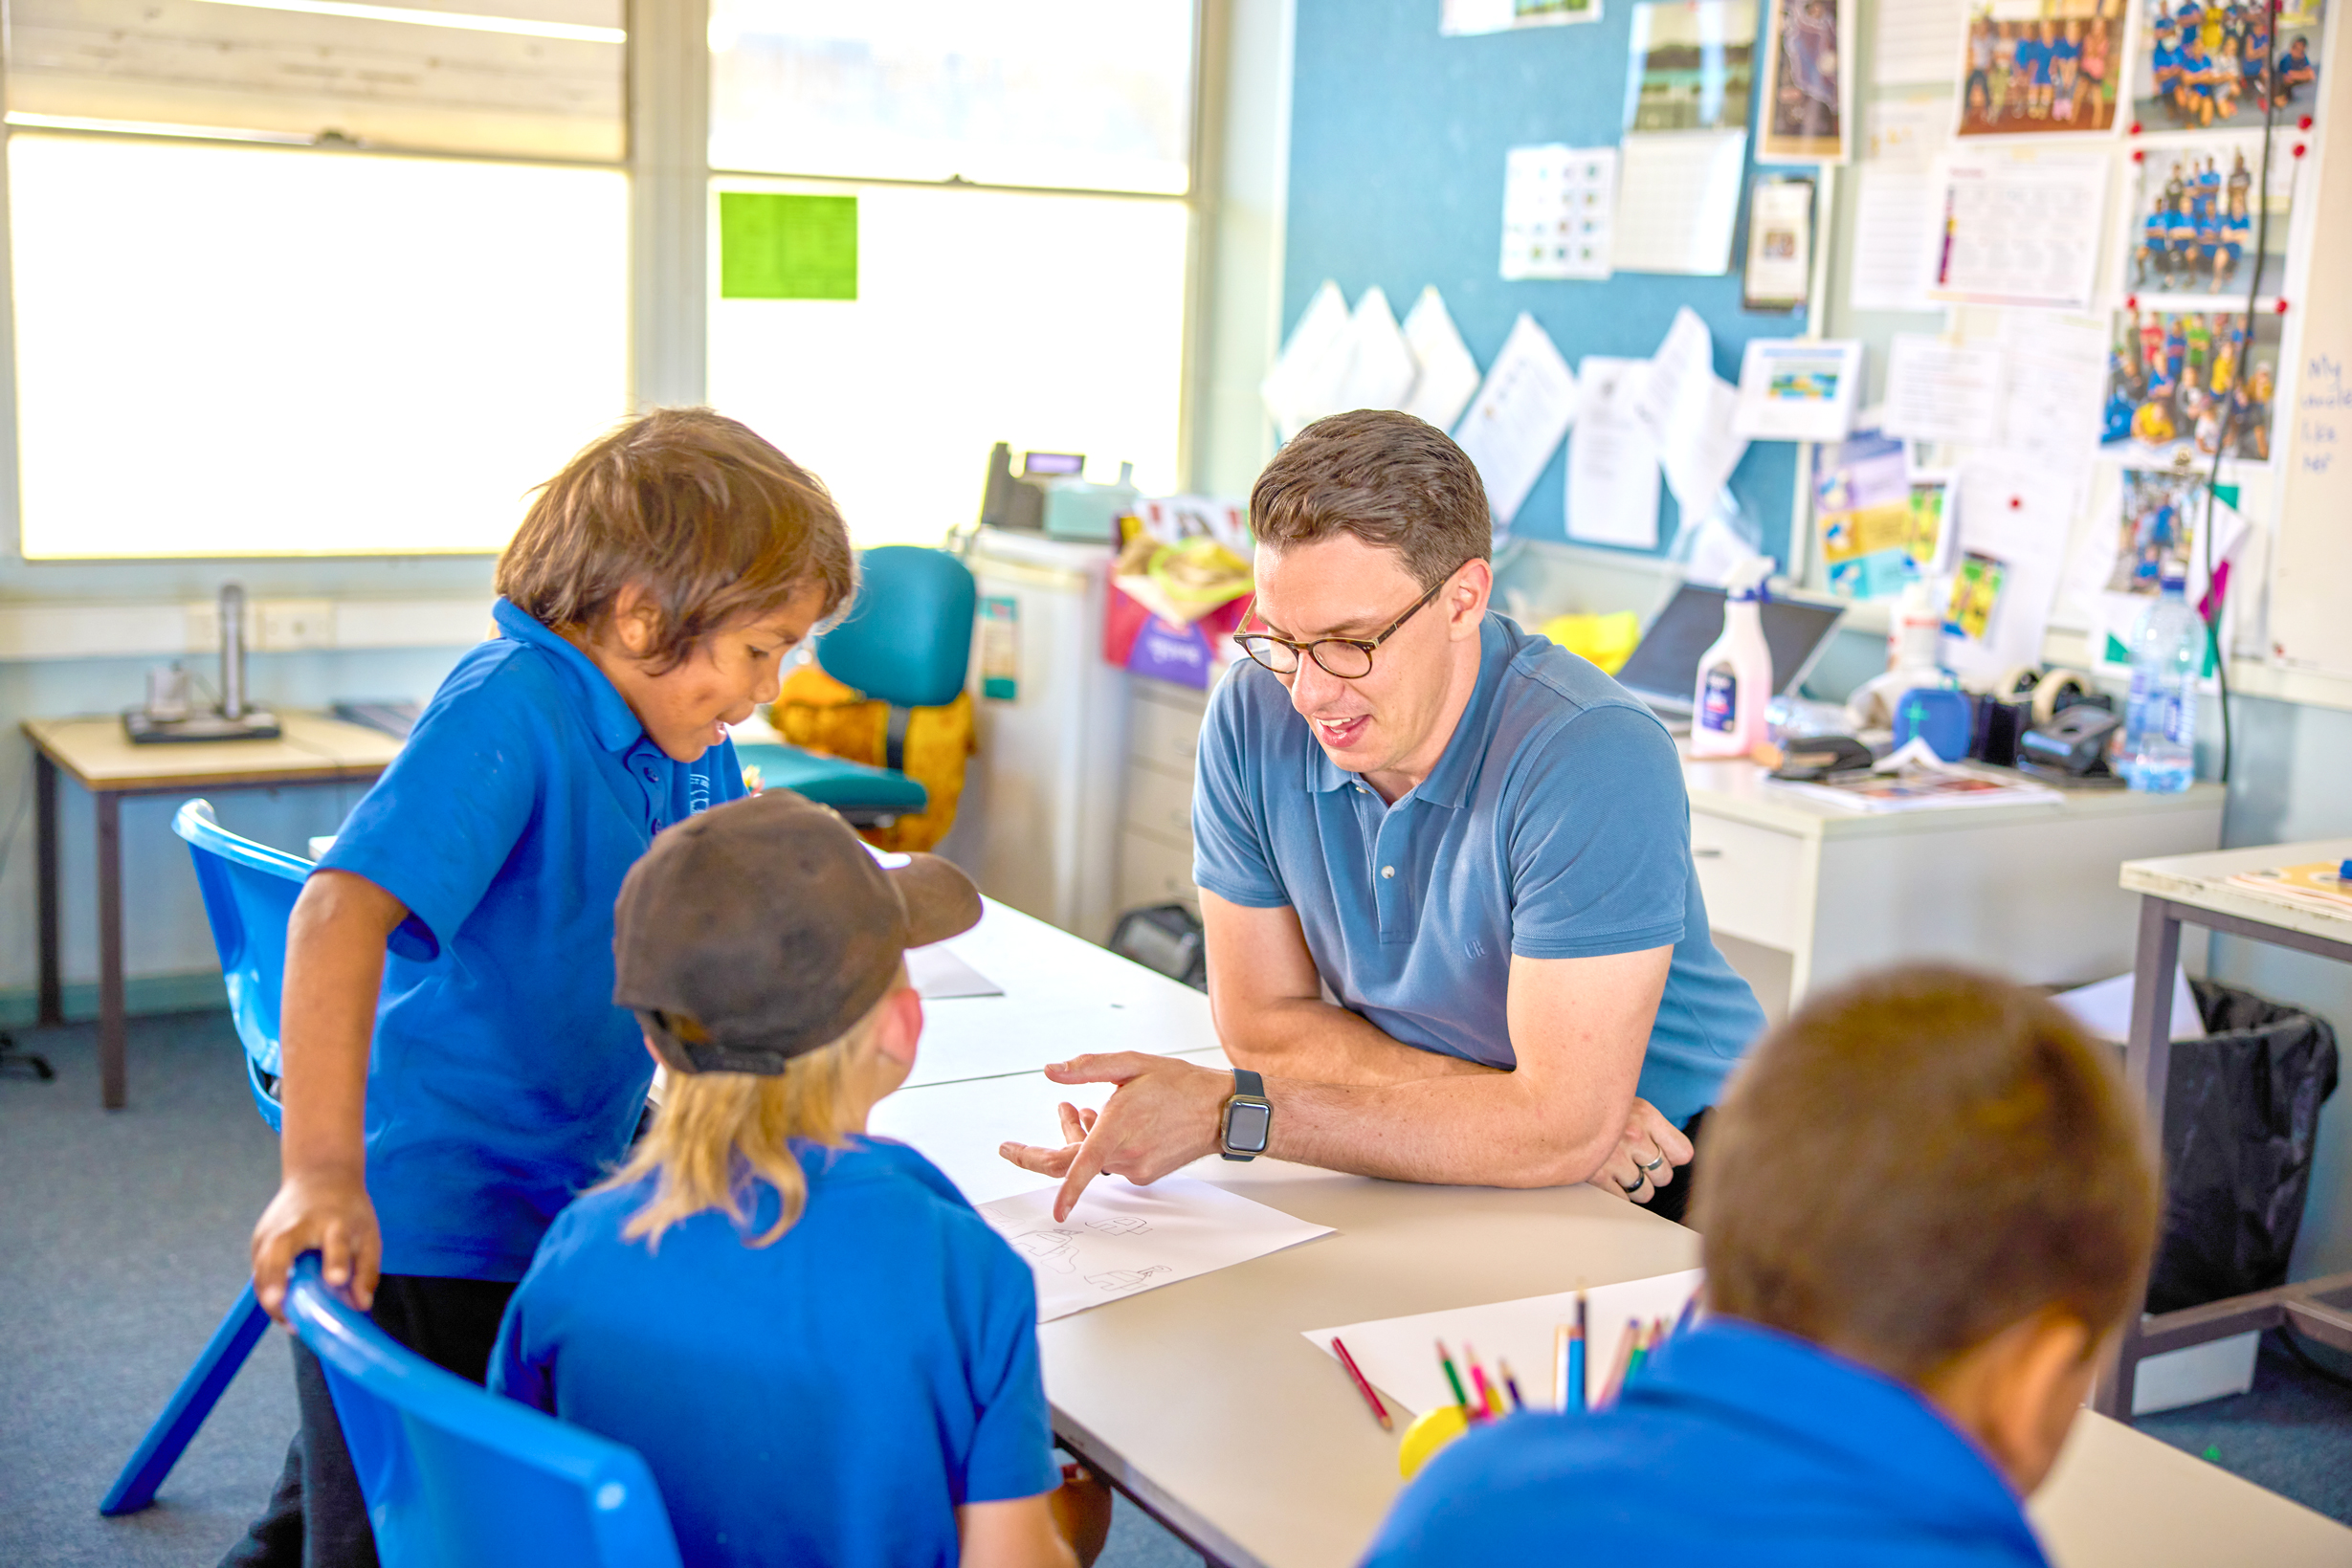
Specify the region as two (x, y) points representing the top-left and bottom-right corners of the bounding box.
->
(1115, 677), (1210, 921)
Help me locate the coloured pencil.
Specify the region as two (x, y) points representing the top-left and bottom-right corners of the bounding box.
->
(1553, 1323), (1570, 1410)
(1673, 1292), (1699, 1338)
(1328, 1336), (1392, 1430)
(1435, 1339), (1472, 1415)
(1596, 1317), (1640, 1407)
(1499, 1360), (1525, 1412)
(1465, 1346), (1498, 1420)
(1570, 1294), (1587, 1411)
(1625, 1320), (1653, 1384)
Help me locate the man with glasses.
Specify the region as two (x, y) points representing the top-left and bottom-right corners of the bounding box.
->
(1000, 410), (1764, 1224)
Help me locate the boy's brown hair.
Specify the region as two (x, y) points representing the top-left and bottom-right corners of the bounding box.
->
(1694, 964), (2161, 1383)
(1249, 409), (1492, 591)
(497, 408), (857, 671)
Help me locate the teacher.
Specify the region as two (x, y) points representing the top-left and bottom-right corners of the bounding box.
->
(1002, 410), (1765, 1223)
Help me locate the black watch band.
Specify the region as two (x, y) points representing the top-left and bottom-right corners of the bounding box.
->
(1220, 1068), (1272, 1161)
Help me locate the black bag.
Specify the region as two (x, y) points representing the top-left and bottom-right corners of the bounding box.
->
(1108, 903), (1208, 992)
(2145, 981), (2341, 1315)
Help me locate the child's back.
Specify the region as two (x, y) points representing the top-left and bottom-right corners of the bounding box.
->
(497, 1137), (1050, 1568)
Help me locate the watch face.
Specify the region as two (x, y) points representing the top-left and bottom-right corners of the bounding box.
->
(1226, 1098), (1272, 1154)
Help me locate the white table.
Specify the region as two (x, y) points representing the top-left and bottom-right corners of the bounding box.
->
(2091, 838), (2352, 1419)
(877, 913), (2352, 1568)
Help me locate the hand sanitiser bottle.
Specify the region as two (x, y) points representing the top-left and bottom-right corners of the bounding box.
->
(1689, 560), (1775, 759)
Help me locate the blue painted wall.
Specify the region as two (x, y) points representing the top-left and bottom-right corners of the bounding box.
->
(1282, 0), (1805, 563)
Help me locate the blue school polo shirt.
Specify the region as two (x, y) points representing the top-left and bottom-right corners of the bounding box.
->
(1364, 1318), (2052, 1568)
(320, 598), (744, 1279)
(1192, 613), (1764, 1129)
(490, 1138), (1057, 1568)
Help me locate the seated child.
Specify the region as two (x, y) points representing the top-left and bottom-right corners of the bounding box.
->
(491, 791), (1109, 1568)
(1363, 964), (2160, 1568)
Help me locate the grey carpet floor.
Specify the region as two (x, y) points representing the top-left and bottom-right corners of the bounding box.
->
(5, 1009), (2347, 1567)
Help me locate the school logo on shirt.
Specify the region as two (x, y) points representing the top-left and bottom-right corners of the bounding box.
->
(687, 768), (713, 816)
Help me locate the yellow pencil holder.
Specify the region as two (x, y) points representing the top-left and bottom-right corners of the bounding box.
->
(1396, 1402), (1472, 1479)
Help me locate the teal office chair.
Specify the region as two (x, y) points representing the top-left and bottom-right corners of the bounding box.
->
(734, 545), (976, 827)
(286, 1253), (684, 1568)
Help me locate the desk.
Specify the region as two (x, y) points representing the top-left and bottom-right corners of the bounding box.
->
(2092, 838), (2352, 1419)
(877, 916), (2352, 1568)
(23, 713), (403, 1109)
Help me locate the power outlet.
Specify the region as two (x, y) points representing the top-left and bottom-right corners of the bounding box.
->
(256, 599), (336, 651)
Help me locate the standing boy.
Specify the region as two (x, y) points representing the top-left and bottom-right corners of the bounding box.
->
(1364, 965), (2161, 1568)
(223, 409), (857, 1567)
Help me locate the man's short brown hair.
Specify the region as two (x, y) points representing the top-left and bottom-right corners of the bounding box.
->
(1694, 965), (2160, 1383)
(496, 408), (856, 672)
(1249, 409), (1492, 590)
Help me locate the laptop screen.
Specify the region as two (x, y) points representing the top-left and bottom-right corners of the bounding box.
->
(1610, 584), (1846, 714)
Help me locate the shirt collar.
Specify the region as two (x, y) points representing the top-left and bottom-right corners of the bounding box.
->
(1634, 1318), (2049, 1560)
(491, 598), (650, 755)
(1302, 613), (1515, 807)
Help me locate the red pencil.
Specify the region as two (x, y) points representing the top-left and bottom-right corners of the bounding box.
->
(1329, 1336), (1393, 1430)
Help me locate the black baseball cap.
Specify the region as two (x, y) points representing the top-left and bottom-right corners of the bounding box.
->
(613, 791), (983, 1075)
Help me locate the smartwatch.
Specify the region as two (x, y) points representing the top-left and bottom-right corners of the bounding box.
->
(1220, 1068), (1273, 1161)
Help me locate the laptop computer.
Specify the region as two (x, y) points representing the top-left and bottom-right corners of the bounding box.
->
(1609, 583), (1847, 720)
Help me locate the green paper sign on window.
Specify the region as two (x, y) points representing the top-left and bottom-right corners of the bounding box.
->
(720, 193), (857, 300)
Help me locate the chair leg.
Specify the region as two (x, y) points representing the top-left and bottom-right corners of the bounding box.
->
(100, 1282), (273, 1515)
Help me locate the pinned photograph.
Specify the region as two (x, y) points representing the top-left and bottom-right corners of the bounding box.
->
(2130, 0), (2324, 132)
(2123, 136), (2295, 301)
(2107, 469), (2206, 594)
(2099, 306), (2279, 464)
(1627, 0), (1759, 131)
(1759, 0), (1850, 161)
(1955, 0), (2126, 137)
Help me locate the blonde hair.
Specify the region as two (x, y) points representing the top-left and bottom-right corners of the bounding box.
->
(604, 974), (901, 1250)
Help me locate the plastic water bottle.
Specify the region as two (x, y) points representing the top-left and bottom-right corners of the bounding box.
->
(2124, 564), (2202, 793)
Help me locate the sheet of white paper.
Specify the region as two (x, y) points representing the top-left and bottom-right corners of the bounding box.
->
(1566, 357), (1662, 548)
(1882, 335), (2004, 445)
(980, 1177), (1334, 1322)
(1501, 144), (1617, 281)
(1400, 286), (1482, 431)
(1613, 131), (1747, 275)
(1638, 308), (1748, 506)
(1732, 339), (1862, 440)
(1942, 454), (2070, 680)
(906, 944), (1003, 1000)
(1849, 98), (1947, 312)
(1304, 1269), (1705, 1415)
(1453, 313), (1580, 531)
(2053, 967), (2206, 1044)
(1874, 0), (1965, 84)
(1997, 345), (2106, 508)
(1260, 280), (1351, 441)
(1330, 285), (1420, 414)
(1929, 158), (2109, 312)
(1679, 500), (1759, 587)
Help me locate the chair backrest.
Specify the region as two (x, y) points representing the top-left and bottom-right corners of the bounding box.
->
(174, 800), (311, 1129)
(286, 1255), (683, 1568)
(817, 545), (978, 710)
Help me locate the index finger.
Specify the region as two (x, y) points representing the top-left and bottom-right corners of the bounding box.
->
(1052, 1136), (1114, 1224)
(1042, 1052), (1161, 1087)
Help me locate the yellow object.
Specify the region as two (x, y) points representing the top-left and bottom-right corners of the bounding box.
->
(1397, 1402), (1473, 1480)
(1538, 611), (1641, 675)
(767, 664), (975, 853)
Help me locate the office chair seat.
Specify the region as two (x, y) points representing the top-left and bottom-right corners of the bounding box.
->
(735, 741), (930, 820)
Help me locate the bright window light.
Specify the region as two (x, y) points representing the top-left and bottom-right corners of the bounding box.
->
(182, 0), (624, 45)
(708, 180), (1189, 547)
(10, 133), (629, 558)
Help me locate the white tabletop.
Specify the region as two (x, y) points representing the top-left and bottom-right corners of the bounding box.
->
(906, 898), (1218, 1088)
(2119, 837), (2352, 950)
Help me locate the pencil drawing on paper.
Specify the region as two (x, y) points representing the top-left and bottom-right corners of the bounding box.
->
(1008, 1229), (1084, 1273)
(1087, 1217), (1151, 1236)
(1086, 1267), (1172, 1292)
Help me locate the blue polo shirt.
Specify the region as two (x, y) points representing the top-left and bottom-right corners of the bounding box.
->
(321, 597), (744, 1280)
(1192, 613), (1763, 1128)
(490, 1138), (1057, 1568)
(1364, 1318), (2051, 1568)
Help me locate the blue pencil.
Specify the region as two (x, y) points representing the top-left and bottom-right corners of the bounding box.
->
(1568, 1292), (1587, 1411)
(1673, 1292), (1699, 1339)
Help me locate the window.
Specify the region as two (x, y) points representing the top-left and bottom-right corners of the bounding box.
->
(707, 3), (1199, 546)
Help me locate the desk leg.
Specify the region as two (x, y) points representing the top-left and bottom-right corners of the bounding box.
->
(36, 753), (60, 1027)
(97, 792), (125, 1111)
(2092, 894), (2182, 1419)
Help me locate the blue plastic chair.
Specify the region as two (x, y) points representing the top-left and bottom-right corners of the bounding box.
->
(284, 1253), (683, 1567)
(736, 545), (976, 825)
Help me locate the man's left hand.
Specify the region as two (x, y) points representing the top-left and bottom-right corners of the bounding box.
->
(1588, 1096), (1695, 1206)
(997, 1053), (1232, 1221)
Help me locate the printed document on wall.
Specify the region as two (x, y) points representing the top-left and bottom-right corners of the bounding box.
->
(1872, 0), (1965, 84)
(1329, 285), (1420, 415)
(1501, 144), (1617, 281)
(1929, 157), (2108, 312)
(1637, 306), (1747, 507)
(1453, 313), (1580, 535)
(1942, 456), (2069, 680)
(1260, 280), (1351, 441)
(1881, 334), (2004, 445)
(1614, 132), (1748, 275)
(1567, 357), (1663, 548)
(1849, 96), (1946, 312)
(1400, 286), (1482, 431)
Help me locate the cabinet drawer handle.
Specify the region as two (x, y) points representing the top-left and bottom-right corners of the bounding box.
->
(1693, 847), (1724, 858)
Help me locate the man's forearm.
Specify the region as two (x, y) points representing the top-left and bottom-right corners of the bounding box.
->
(1215, 996), (1500, 1087)
(1254, 1069), (1626, 1187)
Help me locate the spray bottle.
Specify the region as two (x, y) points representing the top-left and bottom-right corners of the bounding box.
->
(1688, 558), (1775, 759)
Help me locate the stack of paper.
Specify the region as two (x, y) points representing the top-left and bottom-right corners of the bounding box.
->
(1262, 282), (1485, 442)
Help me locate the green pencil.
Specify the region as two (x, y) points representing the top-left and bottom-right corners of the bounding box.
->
(1435, 1338), (1472, 1414)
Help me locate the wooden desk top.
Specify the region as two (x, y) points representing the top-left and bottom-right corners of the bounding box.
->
(2120, 837), (2352, 949)
(23, 712), (403, 794)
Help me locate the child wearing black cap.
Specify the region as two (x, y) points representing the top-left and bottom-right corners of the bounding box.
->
(489, 791), (1110, 1568)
